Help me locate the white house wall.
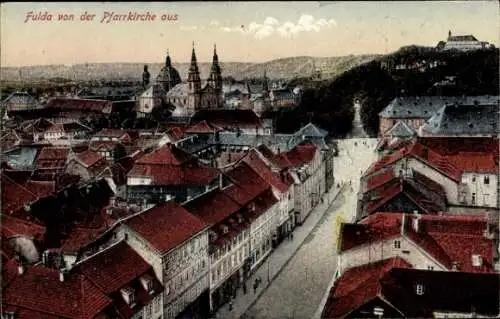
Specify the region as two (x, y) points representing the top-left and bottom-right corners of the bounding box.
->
(337, 236), (445, 276)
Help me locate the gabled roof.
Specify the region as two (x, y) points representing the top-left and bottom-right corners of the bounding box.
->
(280, 143), (318, 167)
(364, 141), (462, 182)
(126, 201), (208, 255)
(128, 143), (219, 186)
(295, 122), (328, 138)
(1, 173), (38, 215)
(322, 257), (412, 319)
(183, 188), (242, 227)
(363, 179), (446, 216)
(184, 120), (223, 134)
(322, 257), (499, 319)
(223, 162), (272, 205)
(75, 241), (152, 294)
(385, 120), (415, 137)
(341, 212), (495, 273)
(239, 149), (289, 193)
(2, 265), (112, 319)
(1, 214), (46, 240)
(74, 150), (106, 168)
(135, 142), (194, 165)
(1, 92), (38, 106)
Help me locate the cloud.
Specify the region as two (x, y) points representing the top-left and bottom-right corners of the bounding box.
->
(220, 15), (337, 39)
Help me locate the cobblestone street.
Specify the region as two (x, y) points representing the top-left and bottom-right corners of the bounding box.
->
(240, 138), (378, 319)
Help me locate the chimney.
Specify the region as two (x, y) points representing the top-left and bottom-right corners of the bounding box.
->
(412, 211), (421, 232)
(18, 264), (25, 275)
(59, 268), (67, 282)
(401, 213), (407, 234)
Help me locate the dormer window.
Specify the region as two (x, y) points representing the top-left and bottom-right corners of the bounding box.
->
(415, 284), (424, 296)
(140, 275), (154, 294)
(393, 240), (401, 249)
(120, 287), (136, 307)
(222, 225), (229, 234)
(484, 176), (490, 185)
(248, 202), (256, 212)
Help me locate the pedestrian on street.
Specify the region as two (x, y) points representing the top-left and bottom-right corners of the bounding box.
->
(229, 300), (233, 311)
(243, 282), (247, 294)
(290, 233), (294, 240)
(253, 281), (257, 293)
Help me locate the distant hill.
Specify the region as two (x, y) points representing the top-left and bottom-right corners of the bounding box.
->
(0, 55), (379, 84)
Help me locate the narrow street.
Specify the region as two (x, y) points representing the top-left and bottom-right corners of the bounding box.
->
(241, 138), (379, 319)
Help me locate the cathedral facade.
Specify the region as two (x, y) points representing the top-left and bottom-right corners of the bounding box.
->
(165, 44), (223, 118)
(137, 44), (223, 118)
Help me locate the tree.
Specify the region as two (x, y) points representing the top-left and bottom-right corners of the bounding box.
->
(113, 143), (127, 162)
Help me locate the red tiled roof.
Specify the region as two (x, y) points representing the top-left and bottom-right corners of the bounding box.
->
(126, 201), (208, 254)
(129, 143), (219, 186)
(166, 123), (190, 133)
(281, 144), (318, 167)
(183, 189), (242, 226)
(136, 143), (195, 165)
(366, 140), (497, 182)
(60, 228), (106, 254)
(191, 109), (263, 129)
(364, 180), (444, 216)
(45, 97), (112, 113)
(166, 127), (185, 141)
(185, 120), (223, 134)
(76, 150), (105, 168)
(1, 215), (46, 240)
(240, 150), (289, 193)
(1, 173), (38, 215)
(322, 257), (412, 319)
(76, 242), (151, 294)
(223, 162), (271, 205)
(89, 140), (120, 152)
(365, 169), (396, 192)
(418, 137), (499, 156)
(340, 213), (402, 252)
(3, 266), (112, 319)
(23, 180), (56, 198)
(37, 147), (69, 161)
(341, 212), (495, 273)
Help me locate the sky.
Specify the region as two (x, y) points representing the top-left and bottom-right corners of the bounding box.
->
(1, 1), (499, 67)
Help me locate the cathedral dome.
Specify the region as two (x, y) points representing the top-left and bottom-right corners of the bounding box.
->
(156, 52), (182, 92)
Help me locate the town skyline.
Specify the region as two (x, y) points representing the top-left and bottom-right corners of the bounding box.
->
(1, 1), (499, 67)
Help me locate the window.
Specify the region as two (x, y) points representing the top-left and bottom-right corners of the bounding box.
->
(427, 265), (434, 270)
(484, 176), (490, 185)
(472, 193), (476, 205)
(416, 284), (424, 295)
(394, 240), (401, 249)
(472, 176), (476, 182)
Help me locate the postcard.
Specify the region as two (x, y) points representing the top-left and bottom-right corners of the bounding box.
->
(1, 2), (499, 319)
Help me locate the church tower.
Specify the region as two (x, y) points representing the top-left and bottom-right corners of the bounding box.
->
(262, 69), (269, 95)
(142, 65), (150, 88)
(187, 42), (202, 114)
(208, 44), (223, 107)
(187, 42), (202, 93)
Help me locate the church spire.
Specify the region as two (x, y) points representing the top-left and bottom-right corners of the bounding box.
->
(190, 41), (198, 69)
(188, 41), (201, 92)
(262, 69), (269, 92)
(166, 49), (171, 67)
